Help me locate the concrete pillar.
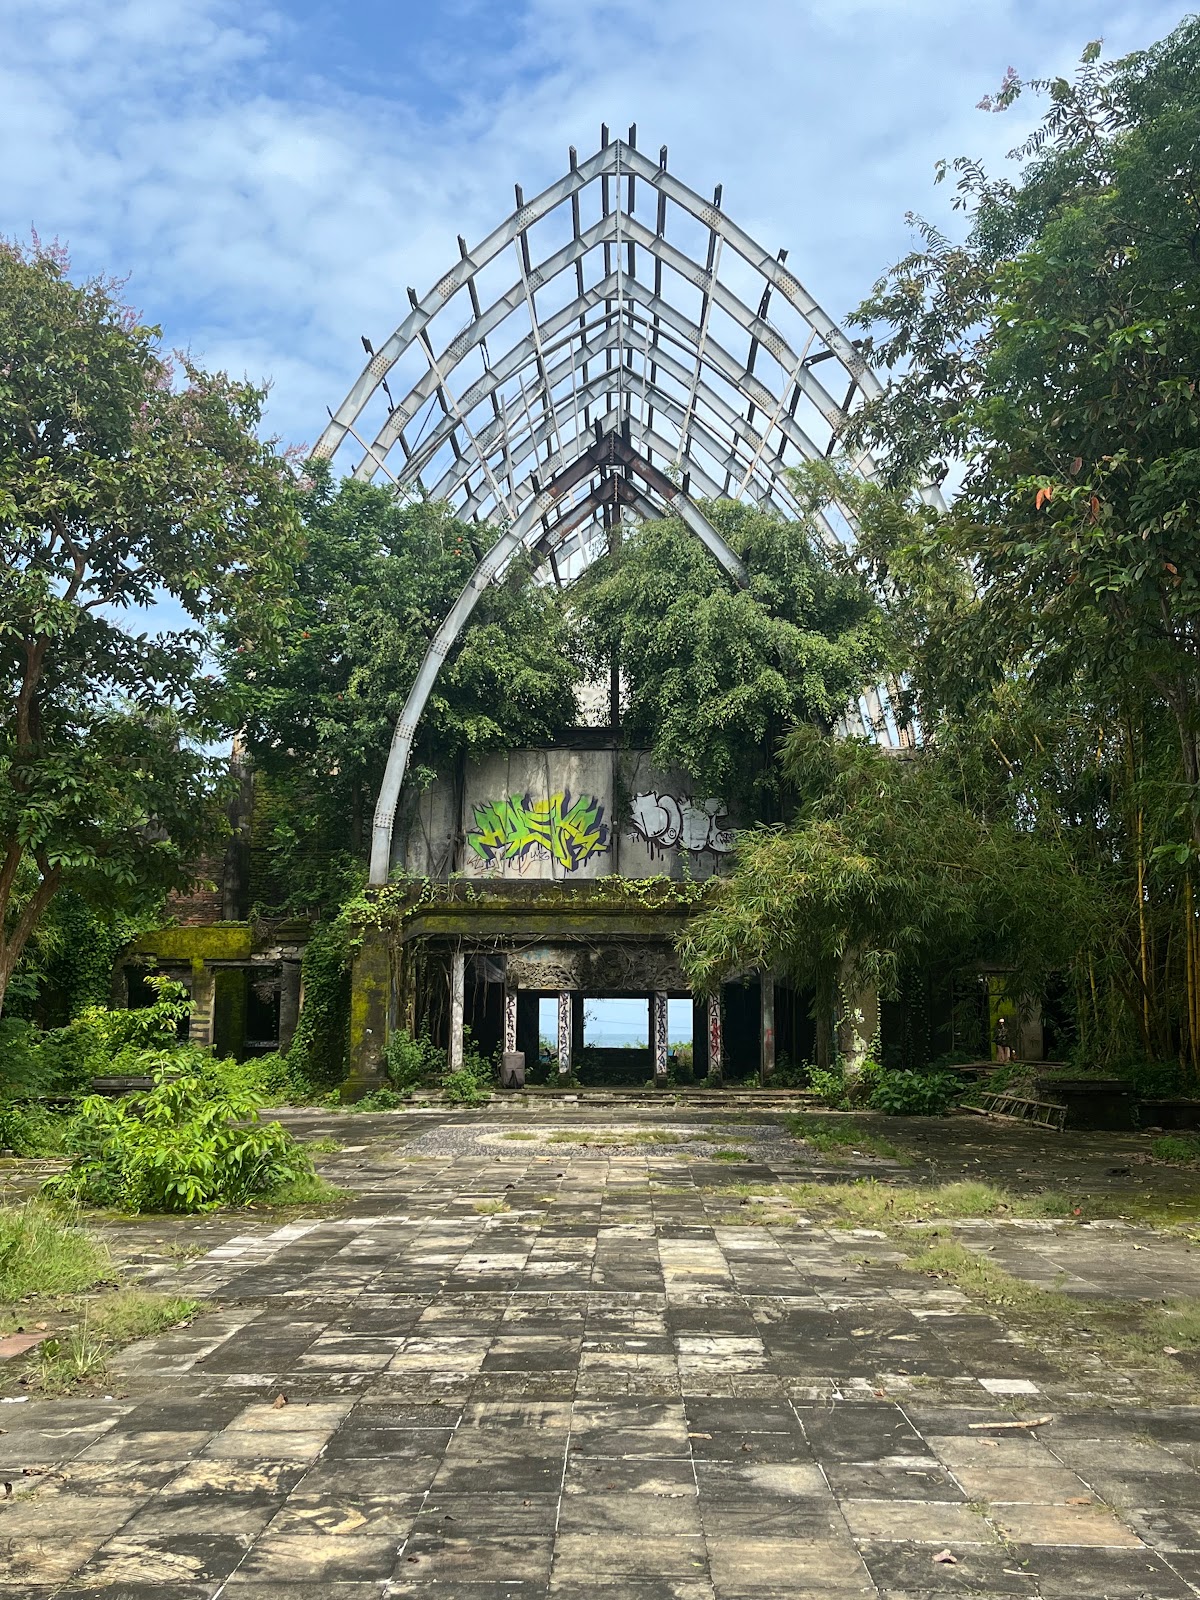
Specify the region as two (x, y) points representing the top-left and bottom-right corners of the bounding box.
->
(837, 961), (879, 1076)
(571, 991), (586, 1067)
(652, 991), (669, 1086)
(188, 960), (215, 1048)
(708, 992), (724, 1087)
(759, 973), (775, 1086)
(449, 949), (465, 1073)
(278, 959), (303, 1054)
(557, 990), (572, 1078)
(503, 987), (518, 1054)
(345, 929), (390, 1099)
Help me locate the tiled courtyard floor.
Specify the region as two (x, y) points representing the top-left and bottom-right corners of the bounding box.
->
(3, 1103), (1200, 1598)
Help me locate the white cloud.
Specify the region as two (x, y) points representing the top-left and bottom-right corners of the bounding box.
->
(0, 0), (1187, 457)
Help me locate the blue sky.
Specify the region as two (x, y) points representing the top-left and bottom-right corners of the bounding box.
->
(1, 0), (1187, 458)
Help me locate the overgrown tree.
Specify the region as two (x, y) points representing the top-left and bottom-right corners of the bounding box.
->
(0, 239), (301, 1014)
(680, 727), (1099, 1073)
(573, 501), (890, 805)
(223, 472), (581, 908)
(833, 21), (1200, 1071)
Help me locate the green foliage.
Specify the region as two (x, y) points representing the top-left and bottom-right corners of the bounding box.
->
(37, 1291), (199, 1393)
(805, 1066), (851, 1109)
(0, 237), (302, 1014)
(0, 1099), (68, 1156)
(43, 1062), (314, 1213)
(284, 910), (356, 1088)
(786, 1114), (902, 1161)
(867, 1068), (961, 1117)
(352, 1085), (407, 1111)
(681, 731), (1097, 1067)
(441, 1035), (495, 1105)
(573, 502), (888, 802)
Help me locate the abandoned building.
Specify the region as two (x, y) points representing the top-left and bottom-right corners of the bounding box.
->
(130, 133), (1042, 1088)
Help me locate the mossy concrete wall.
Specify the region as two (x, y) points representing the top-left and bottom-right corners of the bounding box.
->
(135, 924), (254, 962)
(345, 929), (390, 1098)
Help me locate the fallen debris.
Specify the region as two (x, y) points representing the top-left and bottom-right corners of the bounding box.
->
(969, 1414), (1054, 1431)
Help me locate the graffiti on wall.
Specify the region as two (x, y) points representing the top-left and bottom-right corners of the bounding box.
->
(627, 793), (734, 857)
(466, 791), (609, 872)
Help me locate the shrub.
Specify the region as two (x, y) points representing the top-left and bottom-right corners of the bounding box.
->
(0, 1099), (69, 1156)
(439, 1032), (495, 1106)
(771, 1054), (810, 1090)
(868, 1068), (961, 1117)
(1, 974), (193, 1100)
(806, 1065), (850, 1108)
(354, 1085), (406, 1111)
(43, 1061), (315, 1213)
(384, 1031), (445, 1093)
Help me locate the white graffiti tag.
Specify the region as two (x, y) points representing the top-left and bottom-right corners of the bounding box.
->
(628, 793), (734, 856)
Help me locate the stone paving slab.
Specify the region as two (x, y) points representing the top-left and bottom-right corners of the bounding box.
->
(1, 1108), (1198, 1595)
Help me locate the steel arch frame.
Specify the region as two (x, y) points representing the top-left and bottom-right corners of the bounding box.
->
(314, 132), (941, 884)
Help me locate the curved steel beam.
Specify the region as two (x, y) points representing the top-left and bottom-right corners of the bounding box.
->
(312, 139), (948, 883)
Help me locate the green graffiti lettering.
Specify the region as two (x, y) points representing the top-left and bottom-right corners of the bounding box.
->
(466, 791), (609, 872)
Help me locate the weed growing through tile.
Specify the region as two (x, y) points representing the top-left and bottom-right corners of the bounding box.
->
(907, 1239), (1200, 1392)
(252, 1173), (348, 1207)
(303, 1136), (343, 1153)
(472, 1199), (510, 1214)
(37, 1291), (198, 1394)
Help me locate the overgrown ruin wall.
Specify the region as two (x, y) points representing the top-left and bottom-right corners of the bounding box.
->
(397, 747), (736, 883)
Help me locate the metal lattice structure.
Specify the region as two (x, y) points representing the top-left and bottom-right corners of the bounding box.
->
(313, 129), (932, 883)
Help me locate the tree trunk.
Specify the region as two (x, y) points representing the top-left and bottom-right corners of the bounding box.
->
(0, 858), (62, 1019)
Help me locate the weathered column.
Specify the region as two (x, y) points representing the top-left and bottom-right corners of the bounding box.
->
(449, 949), (465, 1074)
(652, 991), (669, 1086)
(188, 960), (215, 1048)
(708, 992), (724, 1087)
(345, 929), (390, 1099)
(278, 959), (303, 1053)
(557, 990), (573, 1078)
(503, 987), (518, 1054)
(759, 973), (775, 1086)
(837, 960), (879, 1079)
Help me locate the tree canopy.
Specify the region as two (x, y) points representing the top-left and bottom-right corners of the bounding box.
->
(0, 239), (301, 1013)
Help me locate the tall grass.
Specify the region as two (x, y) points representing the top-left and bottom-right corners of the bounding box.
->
(0, 1204), (111, 1301)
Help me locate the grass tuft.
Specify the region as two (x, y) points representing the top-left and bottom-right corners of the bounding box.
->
(0, 1204), (112, 1300)
(473, 1199), (510, 1215)
(1152, 1135), (1200, 1164)
(787, 1114), (903, 1162)
(258, 1174), (348, 1207)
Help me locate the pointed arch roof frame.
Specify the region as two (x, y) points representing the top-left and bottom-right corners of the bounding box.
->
(312, 133), (942, 883)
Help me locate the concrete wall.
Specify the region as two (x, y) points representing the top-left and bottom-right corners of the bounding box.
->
(395, 747), (736, 882)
